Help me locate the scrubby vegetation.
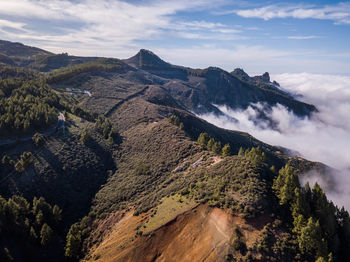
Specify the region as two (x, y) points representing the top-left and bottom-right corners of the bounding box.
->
(80, 128), (92, 144)
(1, 151), (34, 174)
(32, 132), (45, 147)
(1, 41), (348, 262)
(14, 151), (33, 173)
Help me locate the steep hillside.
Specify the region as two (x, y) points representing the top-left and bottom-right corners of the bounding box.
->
(1, 40), (348, 262)
(86, 204), (268, 262)
(0, 40), (52, 66)
(30, 53), (99, 72)
(124, 49), (316, 116)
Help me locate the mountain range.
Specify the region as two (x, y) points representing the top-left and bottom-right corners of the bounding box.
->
(0, 39), (348, 262)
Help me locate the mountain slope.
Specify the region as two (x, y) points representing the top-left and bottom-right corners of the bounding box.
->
(0, 39), (52, 66)
(124, 49), (316, 117)
(0, 40), (348, 262)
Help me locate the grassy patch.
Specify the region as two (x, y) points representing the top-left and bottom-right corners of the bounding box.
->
(142, 194), (197, 234)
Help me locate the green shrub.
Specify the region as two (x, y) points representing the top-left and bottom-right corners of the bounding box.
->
(80, 128), (92, 144)
(32, 132), (45, 147)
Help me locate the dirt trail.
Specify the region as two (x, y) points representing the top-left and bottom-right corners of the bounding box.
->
(104, 86), (149, 117)
(0, 112), (65, 147)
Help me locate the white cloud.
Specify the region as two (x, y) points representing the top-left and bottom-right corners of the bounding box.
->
(0, 0), (225, 56)
(287, 35), (319, 40)
(198, 72), (350, 209)
(0, 19), (27, 30)
(235, 2), (350, 24)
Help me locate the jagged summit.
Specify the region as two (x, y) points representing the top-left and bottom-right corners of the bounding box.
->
(124, 49), (171, 69)
(252, 72), (270, 83)
(231, 68), (250, 82)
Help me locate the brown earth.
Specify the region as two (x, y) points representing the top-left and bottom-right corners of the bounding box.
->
(86, 205), (266, 262)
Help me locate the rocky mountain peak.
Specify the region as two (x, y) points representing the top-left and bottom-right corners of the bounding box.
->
(125, 49), (170, 69)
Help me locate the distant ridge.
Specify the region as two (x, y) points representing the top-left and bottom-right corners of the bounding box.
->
(0, 39), (316, 117)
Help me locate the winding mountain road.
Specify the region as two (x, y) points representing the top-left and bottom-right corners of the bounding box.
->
(0, 112), (65, 147)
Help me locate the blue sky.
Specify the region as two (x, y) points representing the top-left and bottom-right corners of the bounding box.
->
(0, 0), (349, 75)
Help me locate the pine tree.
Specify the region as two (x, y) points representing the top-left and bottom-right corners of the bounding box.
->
(197, 133), (210, 149)
(179, 122), (184, 130)
(291, 187), (310, 219)
(213, 141), (222, 154)
(30, 226), (37, 241)
(222, 144), (231, 157)
(272, 165), (299, 205)
(312, 183), (338, 253)
(298, 217), (327, 258)
(207, 138), (215, 151)
(65, 224), (82, 259)
(52, 205), (62, 225)
(238, 147), (244, 156)
(293, 214), (306, 235)
(40, 223), (53, 246)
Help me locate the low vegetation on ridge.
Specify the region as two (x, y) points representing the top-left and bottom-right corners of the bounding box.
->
(0, 40), (348, 262)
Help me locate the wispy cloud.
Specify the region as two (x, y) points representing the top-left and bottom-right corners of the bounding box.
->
(168, 20), (243, 40)
(287, 35), (319, 40)
(0, 0), (228, 56)
(234, 2), (350, 24)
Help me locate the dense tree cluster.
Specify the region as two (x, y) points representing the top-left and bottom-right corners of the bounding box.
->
(0, 65), (38, 81)
(168, 114), (184, 129)
(0, 65), (99, 137)
(238, 146), (267, 166)
(0, 80), (60, 135)
(1, 152), (34, 174)
(14, 151), (33, 173)
(95, 116), (119, 144)
(197, 132), (231, 157)
(0, 195), (63, 261)
(46, 58), (124, 84)
(272, 165), (350, 261)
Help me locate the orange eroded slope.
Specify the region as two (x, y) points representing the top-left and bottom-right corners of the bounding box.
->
(87, 205), (265, 262)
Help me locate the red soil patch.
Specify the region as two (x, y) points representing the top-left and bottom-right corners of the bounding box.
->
(86, 205), (269, 262)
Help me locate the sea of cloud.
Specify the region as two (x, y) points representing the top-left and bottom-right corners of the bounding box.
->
(198, 72), (350, 210)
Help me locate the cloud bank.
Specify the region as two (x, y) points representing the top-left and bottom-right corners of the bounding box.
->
(0, 0), (234, 56)
(235, 2), (350, 24)
(198, 73), (350, 209)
